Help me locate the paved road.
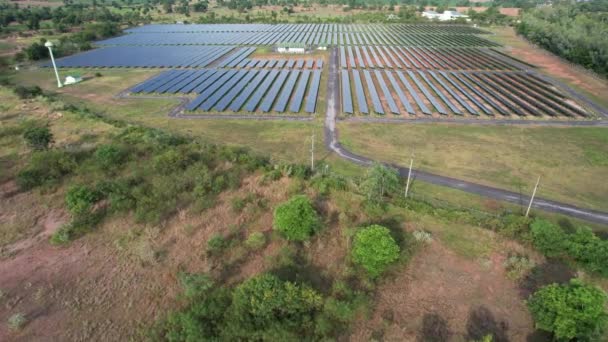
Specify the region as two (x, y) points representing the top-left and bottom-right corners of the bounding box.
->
(323, 47), (608, 225)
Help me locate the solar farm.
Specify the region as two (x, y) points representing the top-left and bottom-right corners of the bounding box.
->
(45, 23), (594, 118)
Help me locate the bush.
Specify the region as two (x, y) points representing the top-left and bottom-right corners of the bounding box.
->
(13, 85), (42, 99)
(527, 279), (607, 341)
(65, 185), (100, 216)
(244, 232), (266, 250)
(207, 234), (227, 255)
(530, 219), (568, 257)
(273, 195), (320, 241)
(225, 274), (323, 340)
(351, 225), (400, 278)
(503, 253), (535, 280)
(7, 313), (26, 330)
(17, 150), (76, 190)
(94, 144), (126, 170)
(179, 272), (214, 299)
(22, 125), (53, 150)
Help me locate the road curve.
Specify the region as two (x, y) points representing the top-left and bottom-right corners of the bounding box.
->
(324, 47), (608, 225)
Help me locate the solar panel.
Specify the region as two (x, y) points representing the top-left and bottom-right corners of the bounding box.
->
(304, 70), (321, 113)
(305, 59), (314, 69)
(215, 70), (259, 111)
(417, 71), (460, 115)
(286, 59), (296, 68)
(374, 70), (399, 114)
(186, 70), (238, 110)
(180, 69), (218, 94)
(267, 59), (278, 68)
(230, 70), (270, 111)
(316, 59), (324, 69)
(131, 70), (174, 93)
(192, 70), (226, 94)
(274, 70), (300, 113)
(363, 70), (383, 114)
(290, 70), (310, 112)
(199, 70), (248, 111)
(276, 60), (287, 68)
(295, 59), (305, 69)
(352, 70), (369, 114)
(245, 69), (280, 112)
(340, 46), (347, 68)
(407, 70), (446, 115)
(396, 71), (431, 115)
(257, 60), (268, 68)
(449, 71), (497, 115)
(429, 71), (478, 115)
(384, 71), (414, 114)
(260, 70), (290, 112)
(341, 70), (353, 114)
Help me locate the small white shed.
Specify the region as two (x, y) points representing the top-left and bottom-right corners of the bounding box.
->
(64, 74), (83, 85)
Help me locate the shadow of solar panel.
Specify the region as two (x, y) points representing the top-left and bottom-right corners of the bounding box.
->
(289, 70), (310, 113)
(304, 70), (321, 113)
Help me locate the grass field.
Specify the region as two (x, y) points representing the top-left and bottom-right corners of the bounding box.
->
(338, 121), (608, 212)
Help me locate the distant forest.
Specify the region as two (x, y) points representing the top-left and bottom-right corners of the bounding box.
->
(516, 0), (608, 78)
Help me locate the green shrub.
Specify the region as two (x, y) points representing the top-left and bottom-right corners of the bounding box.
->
(273, 195), (320, 241)
(65, 185), (100, 216)
(179, 272), (214, 299)
(245, 232), (266, 250)
(17, 150), (76, 190)
(94, 144), (126, 170)
(567, 227), (608, 276)
(530, 219), (568, 257)
(225, 274), (323, 340)
(351, 225), (400, 278)
(207, 234), (227, 255)
(22, 125), (53, 150)
(13, 85), (42, 99)
(231, 197), (247, 213)
(527, 279), (607, 341)
(7, 313), (26, 330)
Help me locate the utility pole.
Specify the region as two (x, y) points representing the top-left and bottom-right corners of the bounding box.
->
(525, 176), (541, 217)
(310, 133), (315, 171)
(44, 41), (62, 88)
(404, 157), (414, 198)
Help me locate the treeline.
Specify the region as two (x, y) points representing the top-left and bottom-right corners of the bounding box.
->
(0, 3), (152, 62)
(516, 0), (608, 78)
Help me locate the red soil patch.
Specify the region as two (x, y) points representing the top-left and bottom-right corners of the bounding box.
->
(349, 240), (534, 341)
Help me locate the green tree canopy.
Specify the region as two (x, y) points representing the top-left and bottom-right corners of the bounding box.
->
(273, 195), (320, 241)
(360, 163), (400, 205)
(23, 125), (53, 150)
(352, 224), (400, 278)
(527, 279), (607, 341)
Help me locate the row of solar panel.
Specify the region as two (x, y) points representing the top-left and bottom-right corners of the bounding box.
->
(340, 70), (587, 117)
(339, 46), (523, 71)
(231, 58), (324, 69)
(97, 31), (499, 47)
(43, 45), (234, 68)
(125, 23), (489, 35)
(132, 69), (322, 113)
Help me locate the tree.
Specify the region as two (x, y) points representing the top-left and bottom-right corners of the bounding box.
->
(94, 144), (126, 170)
(273, 195), (320, 241)
(23, 125), (53, 150)
(360, 163), (400, 205)
(527, 279), (607, 341)
(351, 225), (400, 278)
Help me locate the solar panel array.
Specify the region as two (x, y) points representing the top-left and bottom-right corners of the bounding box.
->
(339, 46), (525, 71)
(99, 24), (496, 47)
(44, 45), (235, 68)
(233, 58), (323, 70)
(339, 69), (589, 118)
(133, 68), (322, 114)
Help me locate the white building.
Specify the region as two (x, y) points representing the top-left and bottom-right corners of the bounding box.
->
(422, 10), (469, 21)
(64, 74), (83, 85)
(277, 43), (307, 54)
(422, 10), (440, 19)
